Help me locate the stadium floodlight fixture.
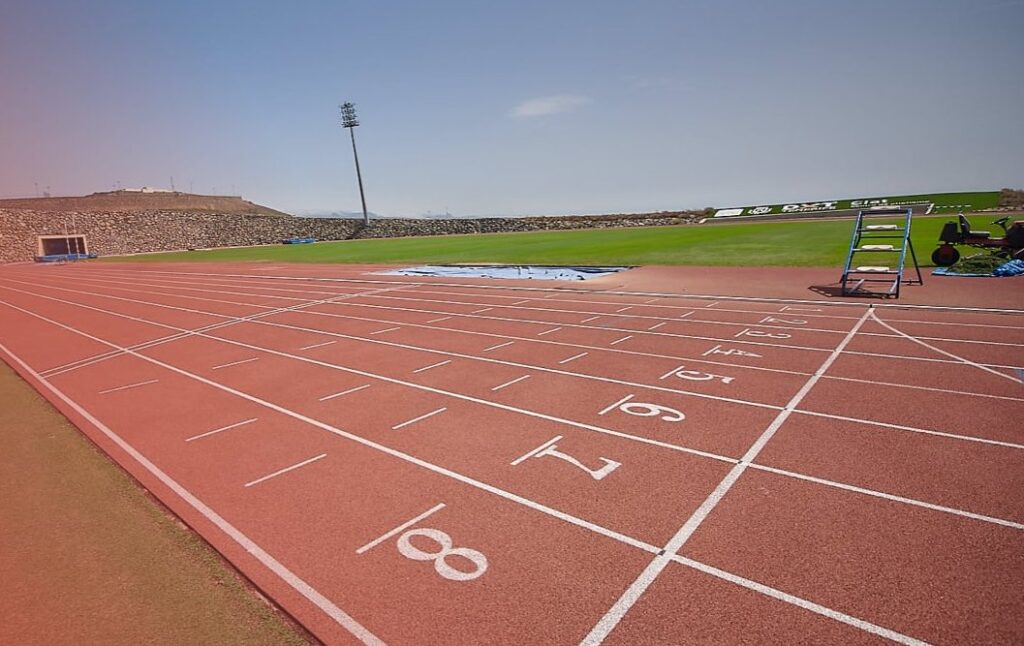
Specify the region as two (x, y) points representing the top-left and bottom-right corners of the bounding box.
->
(339, 101), (369, 225)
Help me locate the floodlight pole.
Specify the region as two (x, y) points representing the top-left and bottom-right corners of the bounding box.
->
(340, 102), (369, 226)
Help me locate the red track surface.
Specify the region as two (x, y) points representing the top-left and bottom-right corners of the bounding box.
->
(1, 262), (1022, 645)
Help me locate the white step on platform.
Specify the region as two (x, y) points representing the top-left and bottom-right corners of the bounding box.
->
(863, 224), (900, 231)
(858, 244), (897, 251)
(855, 266), (892, 272)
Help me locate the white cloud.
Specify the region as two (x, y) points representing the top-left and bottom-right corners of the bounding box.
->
(510, 94), (591, 118)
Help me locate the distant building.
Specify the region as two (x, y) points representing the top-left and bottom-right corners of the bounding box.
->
(119, 187), (174, 193)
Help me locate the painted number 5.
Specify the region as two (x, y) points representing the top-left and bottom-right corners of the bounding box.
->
(397, 528), (488, 581)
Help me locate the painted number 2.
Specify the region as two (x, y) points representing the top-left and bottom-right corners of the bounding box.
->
(397, 528), (488, 581)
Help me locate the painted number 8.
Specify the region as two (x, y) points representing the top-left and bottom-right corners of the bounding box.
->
(397, 528), (489, 581)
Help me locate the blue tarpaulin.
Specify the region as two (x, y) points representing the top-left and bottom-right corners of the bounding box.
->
(378, 265), (629, 281)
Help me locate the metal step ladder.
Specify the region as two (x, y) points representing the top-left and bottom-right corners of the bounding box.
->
(840, 208), (922, 298)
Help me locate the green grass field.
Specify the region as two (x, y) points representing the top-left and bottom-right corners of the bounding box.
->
(106, 214), (967, 267)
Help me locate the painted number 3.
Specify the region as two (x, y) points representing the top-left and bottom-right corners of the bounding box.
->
(397, 528), (489, 581)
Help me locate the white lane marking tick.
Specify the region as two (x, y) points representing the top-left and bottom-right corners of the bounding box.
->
(244, 453), (327, 488)
(212, 357), (259, 370)
(510, 435), (563, 465)
(299, 340), (336, 351)
(356, 503), (446, 554)
(98, 379), (159, 394)
(427, 316), (452, 323)
(615, 306), (633, 313)
(559, 352), (588, 364)
(413, 360), (452, 374)
(471, 307), (493, 314)
(484, 341), (515, 352)
(491, 375), (531, 391)
(537, 327), (562, 336)
(392, 407), (447, 430)
(610, 335), (633, 346)
(581, 316), (601, 323)
(598, 394), (635, 415)
(186, 417), (258, 442)
(512, 299), (530, 305)
(648, 322), (666, 331)
(319, 384), (371, 401)
(370, 326), (401, 335)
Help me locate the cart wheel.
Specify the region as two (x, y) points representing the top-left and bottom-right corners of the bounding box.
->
(931, 245), (959, 266)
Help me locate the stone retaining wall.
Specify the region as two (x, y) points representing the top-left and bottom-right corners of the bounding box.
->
(0, 209), (704, 264)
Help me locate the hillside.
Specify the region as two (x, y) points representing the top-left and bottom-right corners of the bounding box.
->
(0, 191), (292, 217)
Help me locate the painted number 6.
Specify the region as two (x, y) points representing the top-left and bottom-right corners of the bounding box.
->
(619, 400), (685, 422)
(397, 528), (489, 582)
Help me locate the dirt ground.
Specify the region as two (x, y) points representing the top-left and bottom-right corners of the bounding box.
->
(0, 361), (312, 645)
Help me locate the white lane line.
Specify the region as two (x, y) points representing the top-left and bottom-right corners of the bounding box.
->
(615, 306), (633, 313)
(244, 453), (327, 488)
(0, 340), (382, 645)
(427, 316), (453, 323)
(471, 307), (493, 314)
(98, 379), (159, 395)
(860, 331), (1021, 347)
(580, 308), (873, 646)
(749, 463), (1024, 530)
(0, 289), (744, 473)
(74, 267), (1024, 314)
(491, 375), (531, 392)
(537, 326), (563, 336)
(355, 503), (446, 555)
(369, 326), (400, 335)
(823, 374), (1024, 402)
(845, 350), (1022, 372)
(319, 384), (371, 401)
(299, 340), (336, 351)
(391, 407), (447, 430)
(598, 394), (634, 415)
(869, 310), (1023, 384)
(794, 409), (1024, 450)
(510, 435), (563, 465)
(648, 322), (666, 331)
(609, 335), (633, 346)
(185, 417), (257, 442)
(559, 352), (588, 365)
(672, 557), (927, 646)
(211, 357), (259, 370)
(5, 281), (781, 411)
(581, 315), (601, 323)
(25, 294), (1016, 537)
(484, 341), (515, 352)
(412, 359), (452, 374)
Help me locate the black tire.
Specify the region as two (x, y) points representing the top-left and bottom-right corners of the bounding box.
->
(931, 245), (960, 266)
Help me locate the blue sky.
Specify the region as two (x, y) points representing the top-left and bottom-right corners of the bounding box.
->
(1, 0), (1021, 216)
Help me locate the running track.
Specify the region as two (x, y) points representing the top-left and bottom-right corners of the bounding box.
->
(1, 262), (1022, 644)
